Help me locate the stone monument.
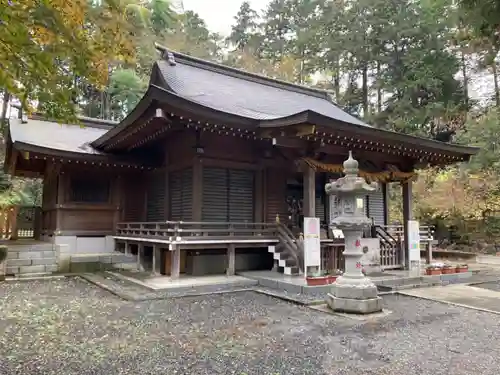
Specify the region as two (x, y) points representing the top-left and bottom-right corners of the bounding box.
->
(325, 151), (383, 314)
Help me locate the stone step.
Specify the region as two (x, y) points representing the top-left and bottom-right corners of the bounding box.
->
(16, 272), (53, 279)
(9, 250), (57, 260)
(6, 264), (58, 276)
(7, 244), (55, 252)
(283, 266), (300, 275)
(7, 258), (57, 267)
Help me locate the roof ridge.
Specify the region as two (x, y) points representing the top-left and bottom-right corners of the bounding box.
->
(28, 113), (118, 129)
(155, 43), (331, 100)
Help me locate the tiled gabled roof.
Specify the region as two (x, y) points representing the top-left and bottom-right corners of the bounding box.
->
(151, 46), (370, 127)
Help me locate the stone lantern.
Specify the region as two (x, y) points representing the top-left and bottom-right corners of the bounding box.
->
(324, 151), (383, 314)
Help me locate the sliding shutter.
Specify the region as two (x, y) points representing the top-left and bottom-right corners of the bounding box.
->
(368, 189), (385, 226)
(146, 171), (166, 221)
(228, 169), (254, 222)
(169, 168), (193, 220)
(266, 168), (288, 223)
(315, 194), (325, 223)
(202, 167), (228, 222)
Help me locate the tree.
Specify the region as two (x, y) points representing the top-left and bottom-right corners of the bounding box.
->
(227, 1), (260, 51)
(108, 69), (147, 120)
(459, 0), (500, 106)
(0, 0), (136, 122)
(150, 0), (177, 36)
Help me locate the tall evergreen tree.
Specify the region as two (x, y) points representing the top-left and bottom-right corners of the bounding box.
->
(227, 2), (260, 51)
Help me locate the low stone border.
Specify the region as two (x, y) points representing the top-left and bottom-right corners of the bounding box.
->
(398, 289), (500, 316)
(79, 272), (257, 302)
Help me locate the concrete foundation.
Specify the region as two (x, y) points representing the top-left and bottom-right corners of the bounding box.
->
(326, 293), (383, 314)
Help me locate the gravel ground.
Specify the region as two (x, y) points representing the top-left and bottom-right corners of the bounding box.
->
(1, 278), (500, 375)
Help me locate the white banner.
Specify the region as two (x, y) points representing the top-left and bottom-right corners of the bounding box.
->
(408, 220), (421, 270)
(304, 217), (321, 271)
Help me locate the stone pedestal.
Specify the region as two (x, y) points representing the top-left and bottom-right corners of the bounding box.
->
(324, 151), (383, 314)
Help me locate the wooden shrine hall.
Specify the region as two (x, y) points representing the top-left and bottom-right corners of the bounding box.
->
(4, 44), (479, 278)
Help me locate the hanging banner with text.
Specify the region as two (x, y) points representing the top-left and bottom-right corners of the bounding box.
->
(303, 217), (321, 272)
(408, 220), (421, 270)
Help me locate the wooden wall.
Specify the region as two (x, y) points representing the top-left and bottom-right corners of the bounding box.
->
(41, 163), (128, 236)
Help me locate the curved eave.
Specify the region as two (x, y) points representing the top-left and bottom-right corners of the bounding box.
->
(91, 84), (259, 149)
(12, 141), (146, 166)
(92, 85), (479, 161)
(290, 111), (479, 160)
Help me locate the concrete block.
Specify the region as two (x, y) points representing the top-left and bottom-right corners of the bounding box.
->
(440, 273), (458, 282)
(257, 278), (279, 289)
(76, 237), (107, 254)
(6, 266), (19, 275)
(401, 277), (421, 286)
(54, 236), (77, 254)
(7, 251), (19, 260)
(277, 281), (302, 294)
(58, 254), (71, 273)
(19, 265), (46, 274)
(30, 244), (55, 252)
(70, 262), (111, 273)
(330, 283), (379, 299)
(32, 258), (57, 266)
(99, 255), (113, 264)
(13, 246), (33, 253)
(105, 236), (115, 252)
(70, 255), (100, 263)
(43, 251), (56, 258)
(302, 285), (331, 294)
(111, 254), (136, 264)
(45, 265), (58, 273)
(326, 294), (383, 314)
(7, 259), (32, 267)
(57, 244), (71, 254)
(421, 275), (441, 284)
(455, 271), (472, 280)
(19, 252), (43, 259)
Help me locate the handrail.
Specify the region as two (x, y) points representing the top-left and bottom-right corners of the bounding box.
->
(379, 224), (435, 242)
(374, 225), (399, 245)
(115, 221), (279, 240)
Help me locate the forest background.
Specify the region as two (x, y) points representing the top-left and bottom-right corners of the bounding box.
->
(2, 0), (500, 247)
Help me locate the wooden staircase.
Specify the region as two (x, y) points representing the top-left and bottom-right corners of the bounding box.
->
(267, 223), (303, 275)
(373, 225), (403, 269)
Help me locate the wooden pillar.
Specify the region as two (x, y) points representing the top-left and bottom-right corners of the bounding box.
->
(137, 243), (143, 271)
(124, 241), (130, 255)
(227, 244), (236, 276)
(254, 169), (264, 223)
(170, 246), (181, 279)
(402, 180), (413, 270)
(55, 165), (65, 234)
(152, 245), (162, 274)
(112, 175), (122, 231)
(152, 244), (157, 274)
(303, 164), (316, 218)
(262, 168), (268, 222)
(426, 242), (433, 264)
(192, 157), (202, 221)
(382, 183), (389, 226)
(164, 151), (170, 220)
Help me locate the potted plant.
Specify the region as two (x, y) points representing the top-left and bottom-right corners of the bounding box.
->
(328, 269), (343, 284)
(0, 245), (7, 281)
(441, 264), (455, 274)
(306, 270), (331, 286)
(456, 263), (469, 273)
(426, 265), (442, 275)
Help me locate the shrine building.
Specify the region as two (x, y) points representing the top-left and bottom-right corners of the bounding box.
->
(3, 45), (479, 278)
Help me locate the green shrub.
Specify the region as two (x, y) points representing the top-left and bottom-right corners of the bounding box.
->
(0, 245), (7, 263)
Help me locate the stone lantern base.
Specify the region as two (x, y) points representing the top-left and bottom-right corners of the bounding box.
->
(325, 276), (383, 314)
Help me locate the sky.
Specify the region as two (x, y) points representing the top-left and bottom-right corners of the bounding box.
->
(182, 0), (270, 36)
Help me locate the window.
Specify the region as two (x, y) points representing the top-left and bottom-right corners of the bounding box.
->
(69, 177), (110, 203)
